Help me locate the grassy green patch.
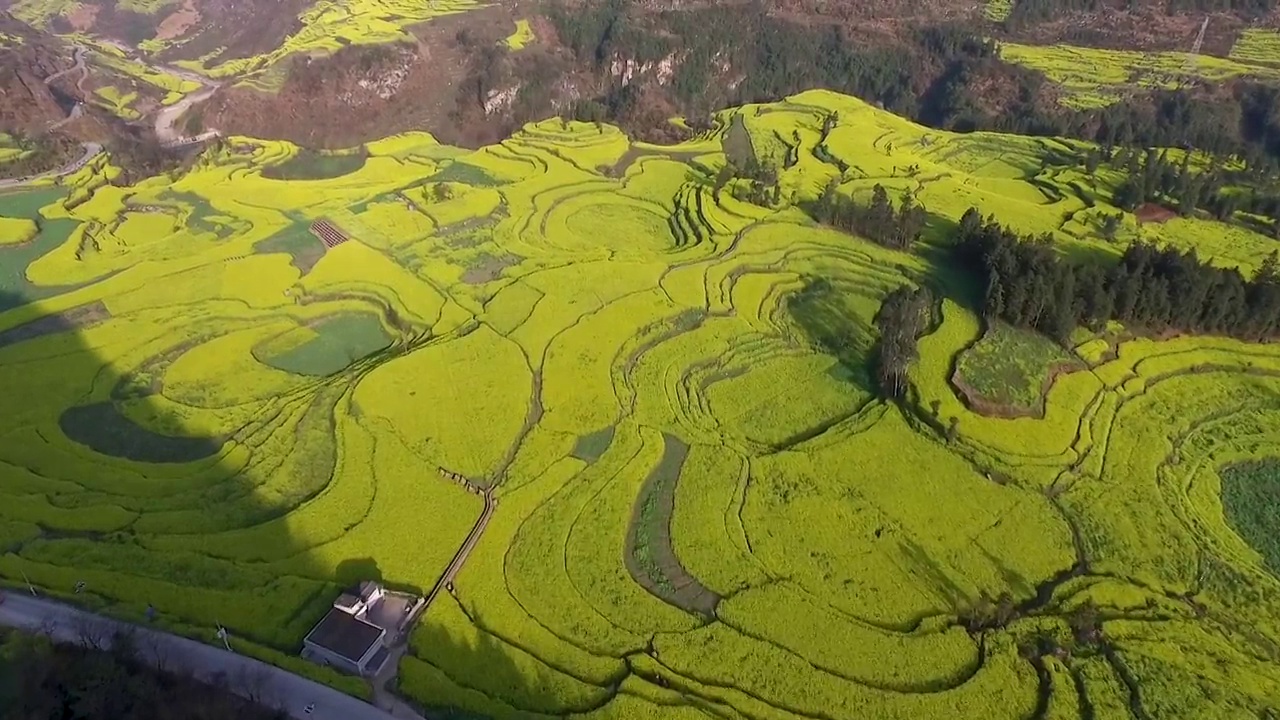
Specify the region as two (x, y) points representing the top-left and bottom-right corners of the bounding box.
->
(954, 321), (1078, 412)
(1220, 459), (1280, 575)
(255, 221), (325, 274)
(260, 313), (392, 375)
(262, 149), (369, 181)
(571, 426), (615, 463)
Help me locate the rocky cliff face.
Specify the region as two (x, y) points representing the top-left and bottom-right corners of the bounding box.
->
(0, 13), (75, 133)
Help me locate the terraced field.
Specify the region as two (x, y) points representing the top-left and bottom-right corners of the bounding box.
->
(1000, 41), (1280, 108)
(159, 0), (480, 80)
(0, 90), (1278, 717)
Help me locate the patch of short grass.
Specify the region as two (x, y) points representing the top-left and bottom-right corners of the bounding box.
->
(954, 321), (1078, 410)
(1221, 459), (1280, 575)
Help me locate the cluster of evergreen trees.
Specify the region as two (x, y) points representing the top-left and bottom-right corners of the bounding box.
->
(874, 287), (934, 398)
(956, 208), (1280, 342)
(808, 182), (927, 251)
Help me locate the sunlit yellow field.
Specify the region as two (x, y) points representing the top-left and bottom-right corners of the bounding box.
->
(0, 90), (1277, 717)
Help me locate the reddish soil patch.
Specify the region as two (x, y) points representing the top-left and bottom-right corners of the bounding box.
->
(1135, 203), (1177, 224)
(310, 219), (348, 248)
(66, 4), (99, 32)
(156, 0), (201, 41)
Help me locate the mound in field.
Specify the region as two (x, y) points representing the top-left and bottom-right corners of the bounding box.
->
(0, 91), (1278, 718)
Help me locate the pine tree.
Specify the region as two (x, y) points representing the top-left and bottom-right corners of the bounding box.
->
(1100, 213), (1121, 241)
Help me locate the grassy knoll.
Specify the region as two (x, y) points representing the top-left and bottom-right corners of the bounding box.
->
(0, 91), (1277, 718)
(954, 321), (1080, 414)
(0, 216), (38, 245)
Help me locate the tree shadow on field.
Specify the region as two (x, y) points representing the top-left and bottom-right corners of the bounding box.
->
(0, 187), (557, 716)
(785, 277), (878, 394)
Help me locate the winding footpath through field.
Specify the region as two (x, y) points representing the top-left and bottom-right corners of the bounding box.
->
(369, 486), (497, 717)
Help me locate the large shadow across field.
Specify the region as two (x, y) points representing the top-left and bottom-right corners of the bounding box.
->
(0, 192), (544, 714)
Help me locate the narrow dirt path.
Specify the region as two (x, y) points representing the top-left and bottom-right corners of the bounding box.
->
(369, 485), (496, 718)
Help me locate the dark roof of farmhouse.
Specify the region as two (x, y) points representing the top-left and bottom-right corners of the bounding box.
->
(304, 608), (383, 662)
(334, 580), (380, 611)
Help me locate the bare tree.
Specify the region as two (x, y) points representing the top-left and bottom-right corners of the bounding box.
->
(138, 631), (174, 674)
(36, 617), (58, 639)
(234, 664), (280, 710)
(71, 614), (110, 651)
(109, 626), (140, 664)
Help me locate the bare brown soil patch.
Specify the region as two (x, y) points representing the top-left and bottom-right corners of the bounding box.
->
(66, 4), (99, 33)
(156, 0), (201, 41)
(1135, 202), (1176, 224)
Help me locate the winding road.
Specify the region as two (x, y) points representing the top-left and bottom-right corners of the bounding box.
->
(1, 41), (224, 189)
(0, 592), (402, 720)
(0, 46), (97, 189)
(0, 140), (101, 191)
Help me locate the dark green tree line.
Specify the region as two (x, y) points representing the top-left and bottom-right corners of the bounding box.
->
(956, 208), (1280, 342)
(809, 182), (927, 251)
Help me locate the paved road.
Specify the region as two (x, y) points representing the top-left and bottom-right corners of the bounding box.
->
(155, 84), (220, 145)
(44, 45), (88, 87)
(0, 592), (403, 720)
(0, 141), (102, 190)
(46, 45), (89, 131)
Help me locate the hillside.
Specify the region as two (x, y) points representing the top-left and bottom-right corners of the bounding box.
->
(0, 89), (1277, 718)
(0, 11), (75, 132)
(7, 0), (1280, 150)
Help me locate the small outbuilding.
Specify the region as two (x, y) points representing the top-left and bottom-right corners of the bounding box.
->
(301, 581), (422, 677)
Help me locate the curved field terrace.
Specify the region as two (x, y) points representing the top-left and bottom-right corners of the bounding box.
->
(0, 90), (1277, 718)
